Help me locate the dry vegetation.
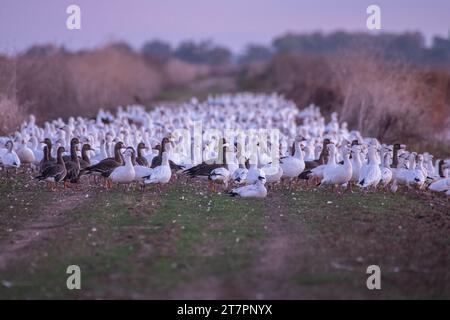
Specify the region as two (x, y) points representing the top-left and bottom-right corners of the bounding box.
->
(239, 51), (450, 151)
(0, 44), (211, 134)
(1, 41), (449, 153)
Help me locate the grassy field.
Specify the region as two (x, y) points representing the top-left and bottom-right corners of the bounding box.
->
(0, 171), (449, 299)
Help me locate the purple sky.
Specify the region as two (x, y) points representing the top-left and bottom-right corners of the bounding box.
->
(1, 0), (449, 54)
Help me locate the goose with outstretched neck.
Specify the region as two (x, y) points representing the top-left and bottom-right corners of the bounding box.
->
(183, 138), (228, 179)
(136, 142), (149, 167)
(151, 137), (184, 171)
(79, 143), (95, 169)
(85, 142), (125, 187)
(63, 138), (81, 185)
(39, 138), (56, 172)
(298, 138), (332, 180)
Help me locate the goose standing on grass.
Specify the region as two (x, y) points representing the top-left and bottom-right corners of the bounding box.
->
(406, 154), (426, 189)
(229, 175), (267, 198)
(79, 143), (94, 170)
(135, 142), (149, 167)
(1, 140), (21, 173)
(109, 147), (136, 188)
(90, 138), (108, 165)
(63, 138), (81, 185)
(17, 138), (36, 165)
(183, 138), (228, 180)
(319, 144), (352, 191)
(379, 147), (393, 188)
(151, 137), (184, 171)
(280, 138), (305, 183)
(39, 138), (55, 172)
(35, 146), (66, 190)
(350, 144), (363, 183)
(300, 139), (331, 183)
(39, 146), (54, 174)
(30, 136), (44, 163)
(358, 144), (381, 189)
(144, 151), (172, 188)
(85, 142), (125, 187)
(246, 153), (265, 185)
(131, 148), (153, 190)
(231, 142), (248, 184)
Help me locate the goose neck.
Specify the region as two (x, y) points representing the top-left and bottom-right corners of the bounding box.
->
(293, 142), (303, 160)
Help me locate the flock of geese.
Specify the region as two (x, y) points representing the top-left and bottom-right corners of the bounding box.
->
(0, 93), (449, 198)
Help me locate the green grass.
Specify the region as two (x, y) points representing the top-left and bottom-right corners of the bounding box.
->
(0, 184), (265, 299)
(0, 177), (448, 299)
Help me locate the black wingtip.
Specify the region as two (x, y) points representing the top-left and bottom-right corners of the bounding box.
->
(298, 170), (312, 180)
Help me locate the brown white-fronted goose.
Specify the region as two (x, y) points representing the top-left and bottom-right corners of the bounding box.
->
(136, 142), (149, 167)
(35, 146), (67, 190)
(63, 138), (81, 184)
(299, 138), (332, 179)
(151, 137), (184, 171)
(392, 143), (406, 168)
(39, 138), (56, 172)
(184, 138), (228, 179)
(85, 142), (125, 180)
(79, 143), (95, 169)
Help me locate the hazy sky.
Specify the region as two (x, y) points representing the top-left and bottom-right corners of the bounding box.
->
(1, 0), (449, 54)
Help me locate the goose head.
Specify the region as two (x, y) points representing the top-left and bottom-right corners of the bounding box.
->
(5, 140), (14, 152)
(137, 142), (148, 152)
(56, 146), (66, 161)
(114, 141), (125, 151)
(257, 175), (266, 184)
(81, 143), (95, 153)
(41, 138), (52, 149)
(123, 147), (134, 158)
(70, 137), (81, 152)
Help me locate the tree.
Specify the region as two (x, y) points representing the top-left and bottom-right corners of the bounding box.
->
(238, 44), (272, 65)
(174, 40), (231, 65)
(141, 40), (172, 62)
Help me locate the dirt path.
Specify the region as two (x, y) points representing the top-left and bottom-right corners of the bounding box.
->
(241, 192), (314, 299)
(0, 192), (88, 270)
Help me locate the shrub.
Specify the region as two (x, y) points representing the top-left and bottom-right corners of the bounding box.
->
(0, 96), (25, 135)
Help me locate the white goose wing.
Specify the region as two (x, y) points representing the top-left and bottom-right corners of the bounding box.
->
(232, 167), (248, 183)
(145, 165), (171, 184)
(209, 167), (230, 181)
(134, 165), (153, 181)
(359, 165), (381, 187)
(429, 178), (450, 192)
(230, 183), (267, 198)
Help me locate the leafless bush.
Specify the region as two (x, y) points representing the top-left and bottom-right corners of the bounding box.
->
(164, 58), (210, 86)
(331, 51), (449, 143)
(0, 44), (166, 123)
(67, 45), (162, 114)
(0, 96), (25, 135)
(240, 50), (450, 145)
(15, 50), (79, 120)
(239, 53), (342, 114)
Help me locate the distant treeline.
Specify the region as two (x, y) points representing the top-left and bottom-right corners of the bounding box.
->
(1, 30), (449, 151)
(143, 31), (450, 66)
(18, 30), (450, 67)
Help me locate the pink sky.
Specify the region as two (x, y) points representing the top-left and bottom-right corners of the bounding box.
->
(0, 0), (449, 54)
